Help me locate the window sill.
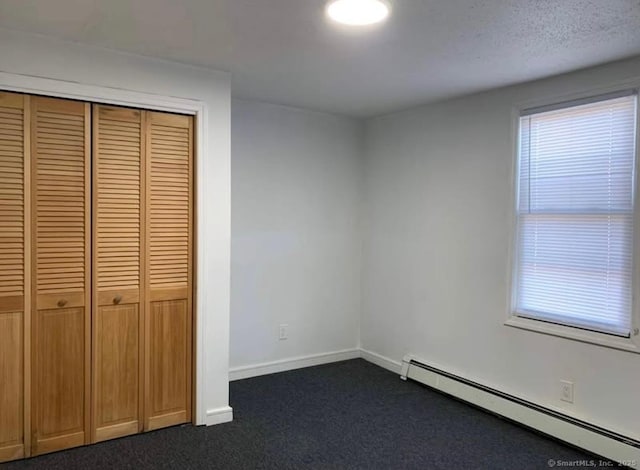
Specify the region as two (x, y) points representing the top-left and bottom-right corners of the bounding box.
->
(504, 315), (640, 354)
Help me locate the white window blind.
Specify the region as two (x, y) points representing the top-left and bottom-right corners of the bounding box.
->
(515, 93), (637, 337)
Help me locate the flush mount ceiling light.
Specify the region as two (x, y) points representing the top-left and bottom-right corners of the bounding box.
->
(325, 0), (391, 26)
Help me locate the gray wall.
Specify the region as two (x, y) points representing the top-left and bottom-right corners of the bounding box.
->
(231, 99), (363, 368)
(361, 56), (640, 439)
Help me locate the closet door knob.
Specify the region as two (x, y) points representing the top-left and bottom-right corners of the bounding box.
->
(113, 295), (122, 305)
(57, 299), (67, 307)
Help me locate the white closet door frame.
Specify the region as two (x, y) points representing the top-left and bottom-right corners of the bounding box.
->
(0, 71), (209, 426)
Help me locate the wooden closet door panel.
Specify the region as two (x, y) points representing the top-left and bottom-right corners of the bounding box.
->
(35, 308), (84, 438)
(93, 303), (140, 441)
(92, 105), (144, 442)
(0, 313), (24, 462)
(0, 91), (29, 463)
(144, 111), (193, 431)
(31, 96), (90, 455)
(148, 298), (189, 429)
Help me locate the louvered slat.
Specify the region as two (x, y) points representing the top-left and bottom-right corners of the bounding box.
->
(0, 100), (24, 299)
(34, 101), (87, 295)
(95, 108), (141, 291)
(148, 119), (190, 288)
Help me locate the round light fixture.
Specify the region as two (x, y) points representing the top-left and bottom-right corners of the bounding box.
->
(325, 0), (391, 26)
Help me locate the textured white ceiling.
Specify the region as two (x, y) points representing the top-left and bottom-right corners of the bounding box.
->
(0, 0), (639, 117)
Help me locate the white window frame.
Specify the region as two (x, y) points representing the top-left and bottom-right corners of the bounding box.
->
(505, 80), (640, 354)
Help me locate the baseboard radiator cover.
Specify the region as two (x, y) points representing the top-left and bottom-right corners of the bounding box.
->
(400, 355), (640, 466)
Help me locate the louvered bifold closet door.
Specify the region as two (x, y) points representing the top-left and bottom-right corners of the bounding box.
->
(0, 92), (29, 463)
(92, 105), (144, 442)
(31, 97), (91, 455)
(144, 111), (193, 431)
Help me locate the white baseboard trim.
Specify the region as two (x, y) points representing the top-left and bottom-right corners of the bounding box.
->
(402, 354), (640, 466)
(229, 348), (361, 381)
(205, 406), (234, 426)
(360, 348), (402, 374)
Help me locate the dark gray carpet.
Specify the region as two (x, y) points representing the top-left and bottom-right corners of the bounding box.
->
(5, 359), (604, 469)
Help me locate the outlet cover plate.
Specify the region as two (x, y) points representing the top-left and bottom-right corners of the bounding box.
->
(279, 324), (288, 340)
(560, 380), (574, 403)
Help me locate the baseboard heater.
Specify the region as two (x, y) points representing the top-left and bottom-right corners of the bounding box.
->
(400, 355), (640, 466)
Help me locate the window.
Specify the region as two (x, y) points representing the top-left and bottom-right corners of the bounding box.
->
(514, 92), (637, 337)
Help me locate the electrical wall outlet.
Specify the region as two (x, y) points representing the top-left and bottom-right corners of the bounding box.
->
(279, 324), (288, 340)
(560, 380), (574, 403)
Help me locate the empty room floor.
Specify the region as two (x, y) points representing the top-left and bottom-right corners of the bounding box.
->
(5, 360), (597, 470)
